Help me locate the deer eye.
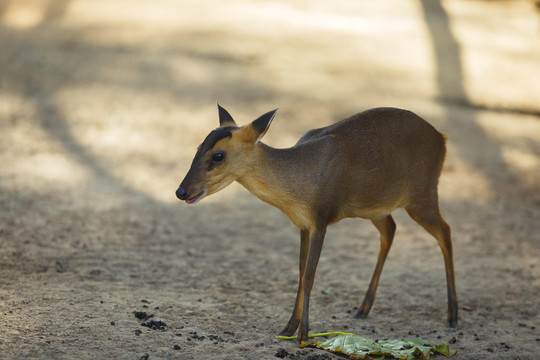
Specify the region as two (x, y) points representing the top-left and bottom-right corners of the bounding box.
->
(212, 152), (225, 162)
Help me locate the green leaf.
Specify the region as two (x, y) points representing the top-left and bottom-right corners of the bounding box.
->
(298, 334), (456, 359)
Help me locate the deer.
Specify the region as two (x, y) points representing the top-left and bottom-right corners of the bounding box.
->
(175, 104), (458, 342)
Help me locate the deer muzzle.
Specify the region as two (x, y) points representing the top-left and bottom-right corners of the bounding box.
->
(175, 186), (189, 200)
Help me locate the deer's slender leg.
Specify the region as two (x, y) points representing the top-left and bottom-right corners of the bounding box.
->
(406, 204), (457, 327)
(355, 215), (396, 319)
(297, 226), (327, 342)
(279, 229), (310, 337)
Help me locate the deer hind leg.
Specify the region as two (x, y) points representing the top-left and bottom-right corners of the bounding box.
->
(355, 215), (396, 319)
(406, 203), (458, 328)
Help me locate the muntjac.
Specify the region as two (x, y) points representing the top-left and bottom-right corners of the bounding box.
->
(176, 104), (458, 341)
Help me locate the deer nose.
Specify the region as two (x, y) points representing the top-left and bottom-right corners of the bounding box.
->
(176, 186), (189, 200)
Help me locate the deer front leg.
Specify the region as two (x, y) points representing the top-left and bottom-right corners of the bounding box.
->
(279, 229), (309, 337)
(297, 226), (327, 342)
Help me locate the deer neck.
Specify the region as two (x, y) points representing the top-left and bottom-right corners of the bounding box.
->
(236, 143), (294, 203)
(236, 143), (314, 229)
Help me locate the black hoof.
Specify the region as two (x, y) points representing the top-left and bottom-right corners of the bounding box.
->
(354, 311), (369, 319)
(447, 319), (458, 328)
(297, 331), (309, 343)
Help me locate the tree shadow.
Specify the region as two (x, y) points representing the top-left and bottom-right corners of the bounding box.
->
(419, 0), (538, 207)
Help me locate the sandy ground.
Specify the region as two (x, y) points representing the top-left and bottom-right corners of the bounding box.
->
(1, 0), (539, 359)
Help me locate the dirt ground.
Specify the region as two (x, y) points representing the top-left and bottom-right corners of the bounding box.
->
(1, 0), (539, 359)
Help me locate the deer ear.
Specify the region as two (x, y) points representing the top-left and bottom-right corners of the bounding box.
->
(217, 103), (237, 127)
(250, 108), (279, 144)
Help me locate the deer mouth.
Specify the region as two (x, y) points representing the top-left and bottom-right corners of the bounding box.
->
(185, 189), (206, 204)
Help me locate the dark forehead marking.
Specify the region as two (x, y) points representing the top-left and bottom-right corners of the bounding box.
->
(197, 126), (236, 157)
